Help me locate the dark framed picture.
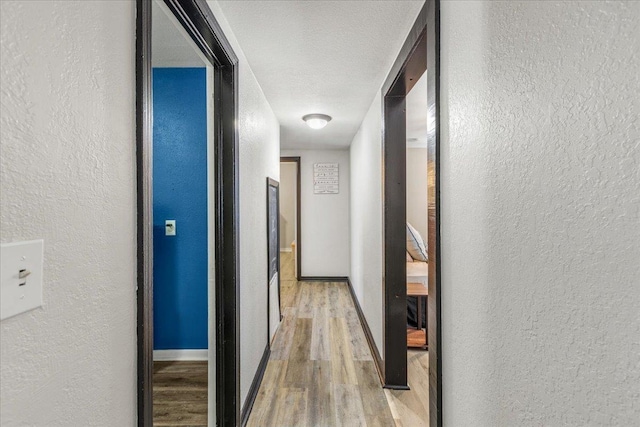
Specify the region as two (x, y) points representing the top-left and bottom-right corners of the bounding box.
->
(267, 178), (279, 282)
(266, 178), (281, 341)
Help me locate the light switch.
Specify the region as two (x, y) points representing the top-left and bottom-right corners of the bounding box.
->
(165, 220), (176, 236)
(1, 240), (44, 321)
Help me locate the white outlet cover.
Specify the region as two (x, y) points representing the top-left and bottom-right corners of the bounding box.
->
(1, 240), (44, 321)
(165, 220), (176, 236)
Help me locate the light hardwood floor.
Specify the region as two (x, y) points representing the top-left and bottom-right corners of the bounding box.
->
(153, 360), (208, 426)
(385, 350), (430, 426)
(247, 252), (429, 427)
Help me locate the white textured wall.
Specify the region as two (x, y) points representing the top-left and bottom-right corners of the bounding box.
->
(279, 162), (297, 250)
(206, 1), (281, 407)
(440, 1), (640, 425)
(0, 1), (136, 425)
(406, 147), (428, 242)
(349, 93), (384, 354)
(280, 150), (350, 277)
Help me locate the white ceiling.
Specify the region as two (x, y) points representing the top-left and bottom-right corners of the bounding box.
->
(406, 71), (428, 148)
(216, 0), (425, 150)
(152, 0), (207, 68)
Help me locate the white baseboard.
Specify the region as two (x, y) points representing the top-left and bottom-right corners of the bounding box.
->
(280, 248), (292, 253)
(153, 349), (208, 361)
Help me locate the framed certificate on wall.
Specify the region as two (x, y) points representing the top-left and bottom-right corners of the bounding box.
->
(313, 162), (339, 194)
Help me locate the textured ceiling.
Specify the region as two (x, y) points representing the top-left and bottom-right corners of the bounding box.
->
(216, 0), (425, 149)
(152, 0), (206, 67)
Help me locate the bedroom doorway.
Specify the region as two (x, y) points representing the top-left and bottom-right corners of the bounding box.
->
(405, 71), (429, 351)
(381, 0), (441, 425)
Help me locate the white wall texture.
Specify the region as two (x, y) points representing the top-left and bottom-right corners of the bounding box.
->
(281, 149), (350, 277)
(2, 0), (638, 425)
(206, 0), (281, 407)
(279, 162), (297, 250)
(349, 93), (384, 354)
(406, 147), (428, 242)
(440, 1), (640, 425)
(0, 1), (137, 425)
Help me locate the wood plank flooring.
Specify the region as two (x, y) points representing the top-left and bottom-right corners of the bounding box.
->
(385, 350), (430, 426)
(247, 252), (391, 426)
(153, 361), (208, 426)
(151, 252), (429, 426)
(247, 252), (429, 427)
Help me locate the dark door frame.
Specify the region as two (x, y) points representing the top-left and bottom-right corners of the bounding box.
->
(136, 0), (240, 426)
(381, 0), (442, 425)
(279, 157), (302, 281)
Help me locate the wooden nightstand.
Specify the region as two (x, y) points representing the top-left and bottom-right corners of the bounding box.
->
(407, 282), (428, 350)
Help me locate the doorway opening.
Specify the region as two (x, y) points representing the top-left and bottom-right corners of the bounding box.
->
(150, 1), (214, 425)
(136, 0), (240, 426)
(381, 0), (441, 425)
(405, 71), (429, 353)
(279, 157), (301, 284)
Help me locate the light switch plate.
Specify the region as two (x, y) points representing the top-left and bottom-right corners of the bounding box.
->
(1, 240), (44, 321)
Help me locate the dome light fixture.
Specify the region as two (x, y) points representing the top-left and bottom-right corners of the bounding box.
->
(302, 113), (332, 130)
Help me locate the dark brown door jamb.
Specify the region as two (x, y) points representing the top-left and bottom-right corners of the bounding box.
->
(426, 1), (443, 424)
(381, 0), (442, 425)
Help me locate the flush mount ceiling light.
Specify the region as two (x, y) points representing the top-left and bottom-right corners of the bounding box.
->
(302, 113), (332, 130)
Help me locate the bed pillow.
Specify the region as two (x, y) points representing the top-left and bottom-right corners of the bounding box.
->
(406, 251), (414, 262)
(406, 222), (428, 262)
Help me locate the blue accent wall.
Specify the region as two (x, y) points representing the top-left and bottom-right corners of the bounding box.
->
(153, 68), (208, 350)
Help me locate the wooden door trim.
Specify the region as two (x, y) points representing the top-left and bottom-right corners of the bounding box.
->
(380, 0), (442, 425)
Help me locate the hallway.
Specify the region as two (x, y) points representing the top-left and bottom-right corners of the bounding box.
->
(248, 252), (391, 426)
(247, 253), (428, 426)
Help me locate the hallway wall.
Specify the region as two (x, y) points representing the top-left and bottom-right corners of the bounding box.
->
(280, 149), (350, 277)
(0, 1), (136, 424)
(349, 93), (384, 354)
(206, 0), (281, 407)
(440, 1), (640, 425)
(406, 147), (428, 243)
